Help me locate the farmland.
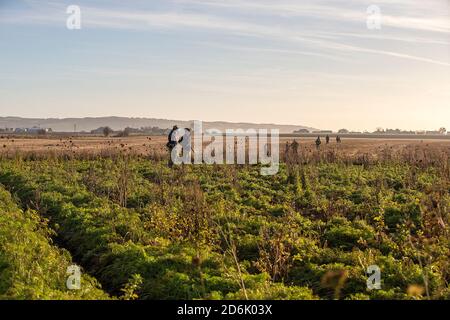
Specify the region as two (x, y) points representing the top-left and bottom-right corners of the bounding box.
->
(0, 136), (449, 300)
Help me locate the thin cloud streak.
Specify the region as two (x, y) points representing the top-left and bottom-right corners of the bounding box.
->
(2, 3), (449, 67)
(176, 0), (450, 34)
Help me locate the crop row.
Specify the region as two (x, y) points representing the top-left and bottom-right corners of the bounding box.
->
(0, 184), (108, 299)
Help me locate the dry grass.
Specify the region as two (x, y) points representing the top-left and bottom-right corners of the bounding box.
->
(0, 135), (449, 171)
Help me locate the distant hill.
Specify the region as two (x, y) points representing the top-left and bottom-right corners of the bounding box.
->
(0, 117), (316, 133)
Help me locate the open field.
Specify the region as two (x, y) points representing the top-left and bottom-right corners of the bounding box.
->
(1, 135), (449, 158)
(0, 136), (449, 300)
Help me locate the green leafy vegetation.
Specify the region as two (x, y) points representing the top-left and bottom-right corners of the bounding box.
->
(0, 147), (448, 300)
(0, 186), (108, 299)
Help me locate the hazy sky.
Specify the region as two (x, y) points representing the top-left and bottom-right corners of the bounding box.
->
(0, 0), (449, 131)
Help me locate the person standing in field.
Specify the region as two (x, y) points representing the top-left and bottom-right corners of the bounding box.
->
(326, 135), (330, 144)
(285, 141), (291, 160)
(180, 128), (192, 163)
(336, 135), (342, 144)
(291, 139), (299, 155)
(167, 125), (180, 167)
(167, 126), (192, 167)
(315, 136), (321, 149)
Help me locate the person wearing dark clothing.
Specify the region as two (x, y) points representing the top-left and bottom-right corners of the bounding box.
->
(326, 135), (330, 144)
(284, 141), (290, 159)
(315, 136), (321, 149)
(336, 135), (342, 144)
(167, 126), (192, 167)
(291, 139), (299, 155)
(167, 125), (179, 149)
(167, 125), (179, 167)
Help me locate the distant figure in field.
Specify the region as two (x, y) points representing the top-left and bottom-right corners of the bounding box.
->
(336, 135), (342, 144)
(167, 126), (192, 167)
(315, 136), (321, 149)
(167, 125), (181, 167)
(181, 128), (192, 160)
(167, 125), (179, 148)
(291, 139), (299, 155)
(326, 135), (330, 144)
(285, 141), (291, 158)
